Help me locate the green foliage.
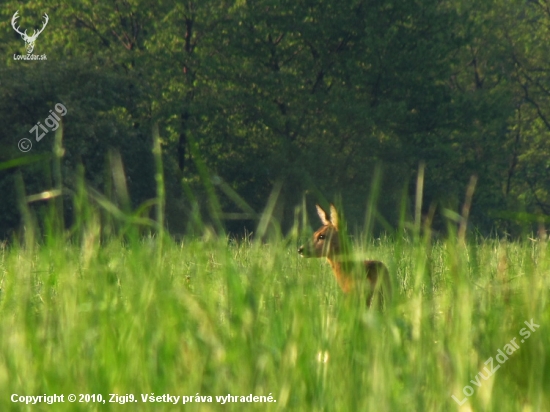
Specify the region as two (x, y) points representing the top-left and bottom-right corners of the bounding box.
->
(1, 0), (550, 237)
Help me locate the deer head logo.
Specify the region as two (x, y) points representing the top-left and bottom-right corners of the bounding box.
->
(11, 10), (49, 54)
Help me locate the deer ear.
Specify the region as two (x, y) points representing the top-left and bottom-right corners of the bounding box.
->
(329, 204), (338, 229)
(316, 204), (330, 226)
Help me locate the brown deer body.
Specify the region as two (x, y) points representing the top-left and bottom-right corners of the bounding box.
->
(298, 204), (391, 308)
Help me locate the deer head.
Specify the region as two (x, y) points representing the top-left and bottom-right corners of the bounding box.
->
(298, 204), (341, 259)
(12, 10), (49, 54)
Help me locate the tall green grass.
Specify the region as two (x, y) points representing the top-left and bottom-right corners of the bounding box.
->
(0, 128), (548, 411)
(0, 229), (548, 411)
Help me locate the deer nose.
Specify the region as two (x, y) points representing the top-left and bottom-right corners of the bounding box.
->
(297, 246), (304, 255)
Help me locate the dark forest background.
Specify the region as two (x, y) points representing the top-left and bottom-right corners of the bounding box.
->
(1, 0), (549, 238)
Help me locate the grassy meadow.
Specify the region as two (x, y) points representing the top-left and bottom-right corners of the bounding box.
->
(0, 221), (548, 411)
(1, 134), (548, 411)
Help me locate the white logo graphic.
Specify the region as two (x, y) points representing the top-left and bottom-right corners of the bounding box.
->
(11, 10), (49, 54)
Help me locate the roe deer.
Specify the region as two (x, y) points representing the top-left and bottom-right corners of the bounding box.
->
(298, 204), (391, 308)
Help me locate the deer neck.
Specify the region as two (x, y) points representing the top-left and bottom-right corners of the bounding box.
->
(326, 256), (354, 293)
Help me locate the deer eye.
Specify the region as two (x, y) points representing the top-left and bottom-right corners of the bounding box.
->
(318, 235), (325, 240)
